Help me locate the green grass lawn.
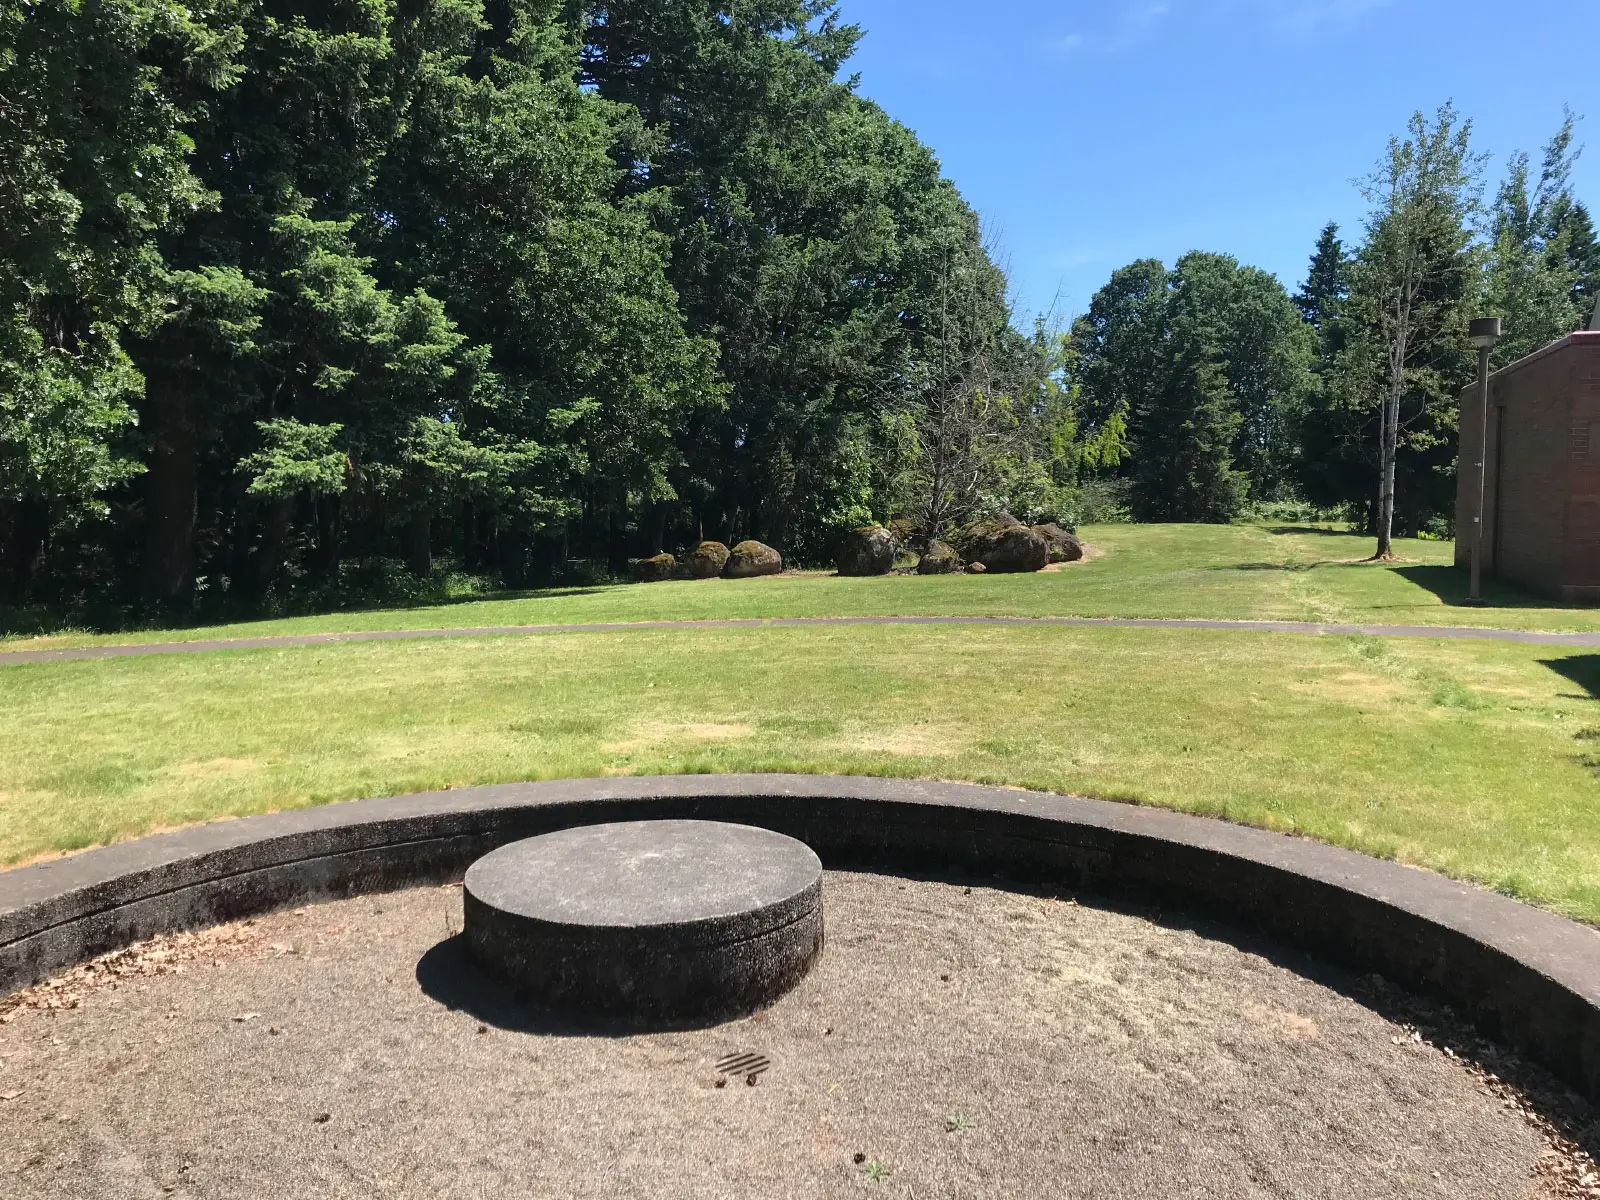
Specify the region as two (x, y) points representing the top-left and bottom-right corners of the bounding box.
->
(4, 618), (1599, 922)
(8, 523), (1600, 654)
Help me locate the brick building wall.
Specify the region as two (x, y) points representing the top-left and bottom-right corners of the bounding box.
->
(1454, 332), (1600, 600)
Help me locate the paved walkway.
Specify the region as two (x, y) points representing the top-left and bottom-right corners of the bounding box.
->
(4, 613), (1600, 664)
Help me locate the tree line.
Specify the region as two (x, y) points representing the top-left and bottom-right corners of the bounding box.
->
(2, 0), (1089, 623)
(3, 6), (1595, 631)
(1068, 104), (1599, 556)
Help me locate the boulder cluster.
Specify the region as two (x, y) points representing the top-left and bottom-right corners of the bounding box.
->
(631, 516), (1082, 583)
(630, 540), (783, 582)
(836, 514), (1082, 577)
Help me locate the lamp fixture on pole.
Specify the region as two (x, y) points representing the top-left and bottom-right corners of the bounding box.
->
(1466, 317), (1502, 602)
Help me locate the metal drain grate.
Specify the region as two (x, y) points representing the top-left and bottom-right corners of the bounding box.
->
(715, 1051), (770, 1080)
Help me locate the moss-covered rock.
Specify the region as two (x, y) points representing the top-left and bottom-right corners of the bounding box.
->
(723, 540), (782, 578)
(952, 513), (1046, 573)
(836, 526), (896, 576)
(631, 553), (676, 583)
(685, 540), (730, 579)
(916, 539), (960, 574)
(984, 527), (1048, 572)
(1031, 522), (1083, 563)
(948, 513), (1020, 557)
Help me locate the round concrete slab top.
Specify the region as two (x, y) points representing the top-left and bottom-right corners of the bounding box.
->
(462, 820), (825, 1025)
(465, 819), (822, 928)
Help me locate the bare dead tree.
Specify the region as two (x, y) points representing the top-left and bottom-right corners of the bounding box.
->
(902, 241), (1031, 541)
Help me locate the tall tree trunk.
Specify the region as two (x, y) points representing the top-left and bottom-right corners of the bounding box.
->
(140, 388), (199, 605)
(317, 495), (341, 579)
(1374, 312), (1408, 561)
(651, 504), (669, 556)
(251, 495), (293, 597)
(496, 524), (526, 588)
(1375, 381), (1399, 559)
(461, 502), (490, 572)
(406, 510), (431, 578)
(605, 503), (628, 575)
(0, 498), (50, 605)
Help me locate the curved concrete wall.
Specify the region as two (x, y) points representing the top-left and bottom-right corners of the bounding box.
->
(2, 774), (1597, 1100)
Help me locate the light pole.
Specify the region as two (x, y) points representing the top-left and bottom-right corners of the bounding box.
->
(1467, 316), (1502, 602)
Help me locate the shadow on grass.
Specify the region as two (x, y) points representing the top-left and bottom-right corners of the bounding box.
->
(0, 585), (612, 640)
(1394, 565), (1569, 610)
(1213, 561), (1356, 572)
(1264, 525), (1364, 537)
(1542, 655), (1600, 700)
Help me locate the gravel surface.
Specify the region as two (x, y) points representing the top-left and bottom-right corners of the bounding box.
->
(0, 873), (1572, 1198)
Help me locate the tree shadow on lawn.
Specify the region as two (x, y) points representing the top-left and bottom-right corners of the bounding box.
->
(1264, 525), (1363, 537)
(0, 586), (613, 640)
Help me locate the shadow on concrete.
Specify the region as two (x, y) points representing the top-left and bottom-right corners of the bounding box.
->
(416, 934), (738, 1036)
(416, 935), (620, 1035)
(1542, 655), (1600, 700)
(417, 865), (1598, 1160)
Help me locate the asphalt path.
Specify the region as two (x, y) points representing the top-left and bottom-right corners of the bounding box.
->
(4, 612), (1600, 665)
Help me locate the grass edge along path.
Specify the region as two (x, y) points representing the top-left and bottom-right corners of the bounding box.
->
(10, 523), (1600, 654)
(3, 622), (1598, 926)
(5, 613), (1600, 665)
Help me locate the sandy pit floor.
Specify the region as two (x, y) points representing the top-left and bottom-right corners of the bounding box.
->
(0, 872), (1571, 1198)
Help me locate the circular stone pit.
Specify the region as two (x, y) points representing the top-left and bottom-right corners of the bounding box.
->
(462, 819), (823, 1027)
(0, 874), (1578, 1200)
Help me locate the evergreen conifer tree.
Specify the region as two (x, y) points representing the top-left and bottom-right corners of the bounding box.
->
(1295, 223), (1348, 330)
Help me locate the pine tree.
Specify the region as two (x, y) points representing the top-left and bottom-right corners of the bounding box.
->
(1295, 223), (1348, 330)
(1130, 347), (1247, 524)
(1292, 222), (1367, 516)
(1484, 114), (1586, 364)
(1126, 257), (1249, 523)
(1556, 200), (1600, 323)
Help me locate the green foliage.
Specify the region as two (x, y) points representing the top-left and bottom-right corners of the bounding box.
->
(1316, 104), (1483, 552)
(1295, 105), (1596, 547)
(1295, 223), (1348, 331)
(581, 1), (1007, 552)
(3, 0), (1022, 615)
(1130, 345), (1247, 523)
(15, 0), (1591, 623)
(0, 321), (144, 512)
(242, 419), (347, 498)
(1482, 111), (1589, 364)
(1071, 252), (1308, 523)
(1168, 252), (1311, 500)
(0, 0), (245, 596)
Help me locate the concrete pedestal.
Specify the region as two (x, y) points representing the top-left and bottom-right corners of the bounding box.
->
(463, 819), (823, 1027)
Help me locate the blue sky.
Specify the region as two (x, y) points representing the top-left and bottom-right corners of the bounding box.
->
(836, 0), (1600, 322)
